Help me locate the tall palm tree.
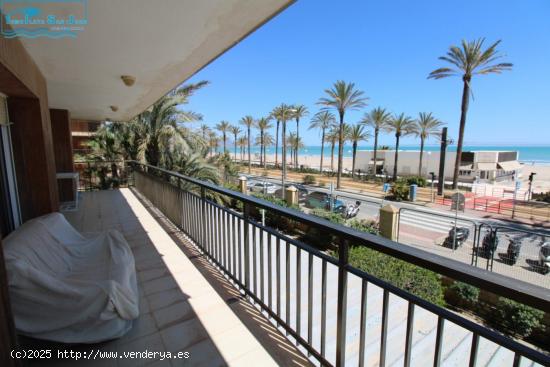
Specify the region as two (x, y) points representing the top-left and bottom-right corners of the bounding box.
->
(237, 136), (247, 160)
(272, 104), (295, 197)
(240, 115), (255, 173)
(199, 124), (211, 141)
(262, 132), (274, 166)
(229, 125), (241, 161)
(309, 111), (336, 172)
(387, 114), (415, 181)
(207, 131), (219, 157)
(326, 127), (339, 172)
(291, 104), (309, 167)
(216, 120), (231, 154)
(271, 106), (281, 167)
(348, 124), (371, 177)
(139, 81), (208, 167)
(429, 38), (512, 189)
(412, 113), (445, 176)
(256, 117), (273, 168)
(361, 107), (392, 176)
(318, 81), (368, 188)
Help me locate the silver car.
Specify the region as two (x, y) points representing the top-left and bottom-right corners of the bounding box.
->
(250, 182), (278, 194)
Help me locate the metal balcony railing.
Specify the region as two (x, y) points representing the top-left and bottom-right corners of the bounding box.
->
(127, 161), (549, 367)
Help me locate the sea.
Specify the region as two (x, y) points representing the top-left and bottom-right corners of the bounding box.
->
(240, 145), (550, 164)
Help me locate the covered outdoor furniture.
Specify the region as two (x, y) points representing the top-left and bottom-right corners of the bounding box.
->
(3, 213), (139, 343)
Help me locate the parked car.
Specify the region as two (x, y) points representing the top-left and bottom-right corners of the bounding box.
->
(250, 182), (278, 194)
(275, 184), (309, 202)
(305, 191), (344, 212)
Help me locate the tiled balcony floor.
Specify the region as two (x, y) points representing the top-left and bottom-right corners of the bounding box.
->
(20, 188), (311, 366)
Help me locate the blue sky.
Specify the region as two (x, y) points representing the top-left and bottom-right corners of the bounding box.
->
(184, 0), (550, 147)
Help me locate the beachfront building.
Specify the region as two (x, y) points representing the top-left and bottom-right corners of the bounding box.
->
(355, 149), (523, 182)
(0, 2), (547, 367)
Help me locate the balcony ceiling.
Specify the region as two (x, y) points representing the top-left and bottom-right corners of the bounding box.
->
(18, 0), (293, 121)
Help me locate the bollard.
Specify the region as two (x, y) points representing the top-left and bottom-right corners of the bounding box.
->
(238, 176), (248, 194)
(379, 204), (399, 241)
(409, 184), (418, 202)
(285, 185), (298, 206)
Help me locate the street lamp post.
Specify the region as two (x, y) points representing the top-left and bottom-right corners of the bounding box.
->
(429, 171), (436, 202)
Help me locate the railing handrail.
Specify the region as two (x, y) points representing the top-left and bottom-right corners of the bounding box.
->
(127, 161), (550, 312)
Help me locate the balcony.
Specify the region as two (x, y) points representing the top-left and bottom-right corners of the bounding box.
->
(19, 187), (310, 366)
(27, 161), (546, 367)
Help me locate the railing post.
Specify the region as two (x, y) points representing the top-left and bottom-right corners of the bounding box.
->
(200, 187), (207, 250)
(243, 202), (251, 292)
(335, 238), (349, 367)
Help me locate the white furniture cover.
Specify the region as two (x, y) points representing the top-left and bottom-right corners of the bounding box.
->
(3, 213), (139, 343)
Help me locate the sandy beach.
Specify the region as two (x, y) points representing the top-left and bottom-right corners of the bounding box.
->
(233, 152), (550, 193)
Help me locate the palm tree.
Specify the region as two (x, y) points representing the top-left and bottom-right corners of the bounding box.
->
(215, 121), (231, 154)
(199, 124), (210, 140)
(348, 124), (371, 177)
(229, 125), (241, 161)
(271, 106), (281, 167)
(291, 104), (309, 167)
(262, 132), (274, 166)
(318, 81), (368, 188)
(207, 131), (219, 157)
(412, 113), (445, 176)
(256, 117), (273, 168)
(309, 111), (336, 172)
(240, 115), (255, 173)
(326, 127), (339, 172)
(387, 114), (415, 181)
(237, 136), (247, 160)
(272, 104), (295, 197)
(429, 38), (512, 189)
(361, 107), (392, 176)
(140, 81), (208, 167)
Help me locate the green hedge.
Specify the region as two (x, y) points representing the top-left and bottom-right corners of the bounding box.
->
(494, 298), (544, 337)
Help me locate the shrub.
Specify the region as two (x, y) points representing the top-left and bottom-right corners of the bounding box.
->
(250, 193), (301, 232)
(348, 219), (378, 235)
(346, 246), (445, 306)
(390, 179), (409, 201)
(303, 175), (317, 185)
(449, 281), (479, 304)
(495, 298), (544, 337)
(532, 191), (550, 203)
(310, 208), (345, 224)
(406, 176), (427, 187)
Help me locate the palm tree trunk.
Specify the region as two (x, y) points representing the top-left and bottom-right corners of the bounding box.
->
(418, 137), (425, 176)
(320, 129), (326, 172)
(373, 129), (379, 177)
(330, 141), (335, 171)
(393, 134), (400, 181)
(247, 129), (251, 174)
(352, 142), (357, 178)
(223, 134), (227, 154)
(263, 142), (267, 168)
(296, 119), (300, 168)
(336, 112), (344, 189)
(234, 134), (237, 161)
(281, 121), (287, 198)
(453, 79), (470, 189)
(275, 120), (280, 168)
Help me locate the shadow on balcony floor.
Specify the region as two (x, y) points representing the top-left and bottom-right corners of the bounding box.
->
(17, 188), (310, 367)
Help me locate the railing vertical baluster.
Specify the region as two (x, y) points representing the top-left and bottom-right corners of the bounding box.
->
(468, 333), (479, 367)
(336, 239), (350, 367)
(243, 203), (250, 291)
(286, 241), (291, 333)
(321, 259), (327, 359)
(433, 316), (445, 367)
(200, 187), (206, 250)
(404, 302), (415, 367)
(232, 215), (237, 279)
(307, 252), (313, 356)
(253, 225), (258, 297)
(296, 247), (301, 344)
(512, 353), (521, 367)
(276, 237), (281, 320)
(268, 234), (273, 310)
(260, 229), (265, 302)
(379, 289), (389, 367)
(238, 215), (243, 284)
(358, 279), (368, 367)
(224, 211), (229, 270)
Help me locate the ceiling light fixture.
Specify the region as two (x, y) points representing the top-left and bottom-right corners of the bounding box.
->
(121, 75), (136, 87)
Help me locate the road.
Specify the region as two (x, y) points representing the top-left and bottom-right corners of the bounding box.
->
(242, 173), (550, 288)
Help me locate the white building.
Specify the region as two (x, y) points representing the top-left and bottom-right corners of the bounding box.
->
(355, 150), (522, 183)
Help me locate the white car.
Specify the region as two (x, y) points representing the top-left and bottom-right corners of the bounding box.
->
(250, 182), (278, 194)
